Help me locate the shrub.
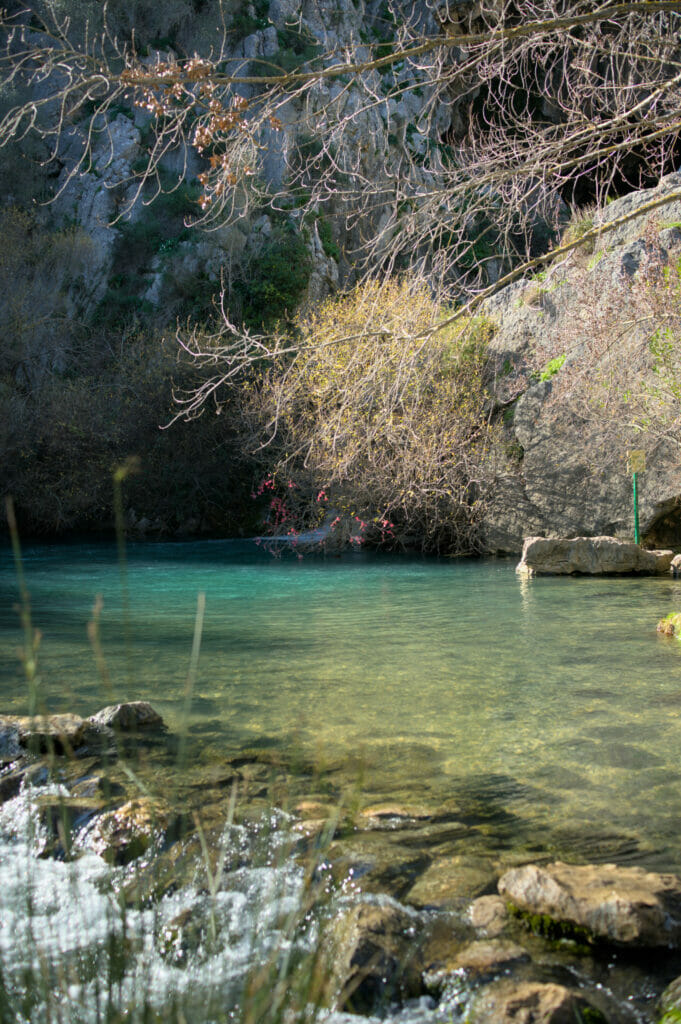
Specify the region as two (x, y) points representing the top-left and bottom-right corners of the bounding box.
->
(246, 277), (497, 553)
(234, 223), (311, 330)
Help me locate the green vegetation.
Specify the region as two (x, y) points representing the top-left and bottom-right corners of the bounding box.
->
(273, 25), (322, 72)
(561, 205), (597, 254)
(241, 278), (497, 554)
(539, 353), (566, 381)
(316, 216), (340, 261)
(507, 905), (593, 948)
(659, 1011), (681, 1024)
(234, 221), (312, 330)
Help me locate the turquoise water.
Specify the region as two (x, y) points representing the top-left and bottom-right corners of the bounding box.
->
(3, 539), (681, 870)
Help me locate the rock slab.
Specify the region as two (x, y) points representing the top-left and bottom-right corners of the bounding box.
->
(468, 980), (606, 1024)
(499, 861), (681, 947)
(516, 536), (673, 576)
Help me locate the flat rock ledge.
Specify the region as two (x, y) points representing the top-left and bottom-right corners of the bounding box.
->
(516, 536), (673, 576)
(0, 702), (166, 757)
(498, 861), (681, 948)
(467, 980), (607, 1024)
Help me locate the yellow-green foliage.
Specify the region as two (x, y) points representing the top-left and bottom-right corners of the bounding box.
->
(561, 204), (597, 254)
(258, 277), (497, 553)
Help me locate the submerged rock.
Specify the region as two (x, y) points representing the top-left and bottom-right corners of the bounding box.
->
(468, 979), (607, 1024)
(441, 939), (530, 978)
(328, 902), (424, 1013)
(499, 861), (681, 947)
(516, 536), (673, 576)
(356, 804), (435, 831)
(407, 854), (497, 910)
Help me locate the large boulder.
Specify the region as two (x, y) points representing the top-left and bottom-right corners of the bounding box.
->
(498, 861), (681, 948)
(515, 536), (673, 576)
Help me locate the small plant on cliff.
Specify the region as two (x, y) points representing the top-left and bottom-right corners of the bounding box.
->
(561, 205), (598, 255)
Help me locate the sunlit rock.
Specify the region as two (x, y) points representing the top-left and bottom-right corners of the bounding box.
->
(88, 701), (165, 731)
(516, 536), (673, 576)
(499, 861), (681, 947)
(469, 894), (509, 937)
(82, 797), (171, 865)
(468, 979), (607, 1024)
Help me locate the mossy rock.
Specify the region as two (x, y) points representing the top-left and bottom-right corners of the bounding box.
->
(657, 612), (681, 637)
(507, 904), (593, 951)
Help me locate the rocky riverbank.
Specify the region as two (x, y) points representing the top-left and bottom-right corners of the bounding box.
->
(2, 703), (681, 1022)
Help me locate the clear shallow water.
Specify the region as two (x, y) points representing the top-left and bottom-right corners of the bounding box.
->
(3, 539), (681, 870)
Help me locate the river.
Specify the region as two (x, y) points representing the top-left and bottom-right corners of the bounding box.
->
(2, 540), (681, 1021)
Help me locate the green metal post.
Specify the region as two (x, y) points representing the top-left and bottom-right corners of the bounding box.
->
(633, 471), (640, 544)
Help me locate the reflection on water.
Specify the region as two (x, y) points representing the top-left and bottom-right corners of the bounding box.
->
(2, 539), (681, 869)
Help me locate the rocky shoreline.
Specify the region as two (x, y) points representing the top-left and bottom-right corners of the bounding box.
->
(2, 704), (681, 1022)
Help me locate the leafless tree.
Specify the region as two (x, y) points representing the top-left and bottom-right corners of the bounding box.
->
(3, 0), (681, 547)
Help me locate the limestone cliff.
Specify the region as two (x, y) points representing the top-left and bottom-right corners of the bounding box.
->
(480, 173), (681, 554)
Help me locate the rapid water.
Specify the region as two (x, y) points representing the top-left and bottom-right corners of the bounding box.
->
(3, 539), (681, 873)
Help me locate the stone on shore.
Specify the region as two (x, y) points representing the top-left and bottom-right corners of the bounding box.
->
(88, 701), (165, 731)
(498, 861), (681, 947)
(467, 980), (607, 1024)
(516, 536), (673, 576)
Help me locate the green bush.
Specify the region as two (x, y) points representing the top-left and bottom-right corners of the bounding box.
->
(235, 223), (311, 330)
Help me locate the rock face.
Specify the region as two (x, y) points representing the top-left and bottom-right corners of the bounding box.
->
(481, 171), (681, 554)
(516, 536), (673, 576)
(499, 861), (681, 947)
